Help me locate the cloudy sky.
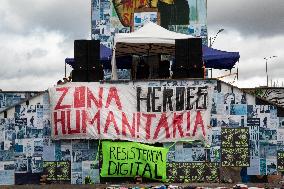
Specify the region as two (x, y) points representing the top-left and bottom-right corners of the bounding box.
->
(208, 0), (284, 87)
(0, 0), (283, 91)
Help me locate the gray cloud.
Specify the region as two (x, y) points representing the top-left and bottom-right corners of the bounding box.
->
(207, 0), (284, 87)
(0, 0), (90, 39)
(211, 30), (284, 87)
(0, 0), (89, 90)
(208, 0), (284, 37)
(26, 48), (48, 60)
(0, 29), (72, 90)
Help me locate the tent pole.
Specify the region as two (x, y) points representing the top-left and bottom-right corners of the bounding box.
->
(111, 45), (118, 80)
(65, 62), (66, 77)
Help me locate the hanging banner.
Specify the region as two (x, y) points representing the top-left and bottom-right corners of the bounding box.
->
(100, 141), (168, 181)
(49, 80), (213, 143)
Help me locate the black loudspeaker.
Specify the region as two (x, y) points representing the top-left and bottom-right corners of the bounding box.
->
(175, 38), (203, 69)
(172, 67), (204, 79)
(88, 40), (100, 69)
(74, 40), (88, 69)
(72, 69), (88, 82)
(72, 67), (104, 82)
(74, 40), (100, 69)
(188, 67), (204, 78)
(88, 67), (104, 81)
(73, 40), (102, 82)
(172, 68), (189, 79)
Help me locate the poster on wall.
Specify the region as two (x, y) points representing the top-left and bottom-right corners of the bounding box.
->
(221, 148), (249, 167)
(0, 161), (15, 185)
(70, 140), (99, 184)
(134, 11), (158, 31)
(0, 170), (14, 185)
(82, 161), (100, 184)
(109, 0), (189, 29)
(247, 157), (260, 175)
(167, 162), (219, 183)
(221, 128), (249, 148)
(43, 161), (71, 183)
(266, 159), (277, 175)
(277, 152), (284, 172)
(43, 161), (56, 181)
(91, 0), (208, 46)
(174, 142), (206, 162)
(221, 146), (250, 167)
(100, 141), (168, 181)
(0, 93), (28, 112)
(49, 81), (214, 143)
(221, 128), (249, 167)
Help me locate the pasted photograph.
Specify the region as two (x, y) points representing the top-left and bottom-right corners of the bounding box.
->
(266, 159), (277, 175)
(15, 158), (28, 173)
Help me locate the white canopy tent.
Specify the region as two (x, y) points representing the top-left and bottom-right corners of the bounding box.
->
(111, 22), (194, 79)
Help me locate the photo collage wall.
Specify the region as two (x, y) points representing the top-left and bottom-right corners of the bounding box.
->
(0, 92), (38, 112)
(0, 93), (100, 185)
(162, 86), (284, 182)
(91, 0), (208, 48)
(1, 81), (284, 185)
(211, 91), (281, 176)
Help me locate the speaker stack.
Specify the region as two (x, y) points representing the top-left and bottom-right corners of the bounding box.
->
(173, 38), (204, 79)
(72, 40), (104, 82)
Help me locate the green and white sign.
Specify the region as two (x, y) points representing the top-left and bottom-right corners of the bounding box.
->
(101, 141), (168, 181)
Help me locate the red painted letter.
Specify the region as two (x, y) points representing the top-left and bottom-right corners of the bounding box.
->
(53, 111), (66, 135)
(54, 87), (71, 110)
(186, 111), (191, 137)
(192, 111), (206, 136)
(74, 86), (86, 108)
(172, 113), (184, 138)
(87, 87), (103, 109)
(67, 110), (81, 134)
(122, 112), (135, 137)
(153, 113), (170, 139)
(142, 113), (156, 139)
(136, 112), (141, 138)
(104, 111), (120, 135)
(105, 87), (122, 110)
(82, 110), (101, 134)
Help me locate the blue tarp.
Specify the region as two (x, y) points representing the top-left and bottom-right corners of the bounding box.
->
(66, 44), (240, 70)
(202, 45), (240, 69)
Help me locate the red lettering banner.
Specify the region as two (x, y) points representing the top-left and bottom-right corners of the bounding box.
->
(49, 81), (214, 143)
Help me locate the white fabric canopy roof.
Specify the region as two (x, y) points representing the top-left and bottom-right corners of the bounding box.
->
(115, 22), (192, 44)
(111, 22), (194, 79)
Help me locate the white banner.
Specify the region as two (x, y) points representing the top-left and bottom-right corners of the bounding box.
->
(49, 80), (213, 143)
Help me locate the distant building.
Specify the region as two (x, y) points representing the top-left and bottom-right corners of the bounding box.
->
(243, 87), (284, 107)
